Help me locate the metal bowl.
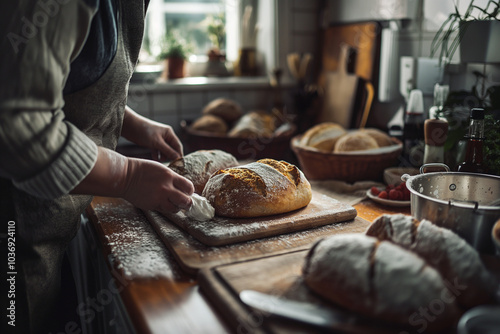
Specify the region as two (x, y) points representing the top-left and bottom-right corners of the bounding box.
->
(402, 164), (500, 254)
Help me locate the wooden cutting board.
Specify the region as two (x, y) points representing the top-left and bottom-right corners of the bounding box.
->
(199, 247), (500, 334)
(150, 190), (356, 247)
(199, 251), (404, 334)
(145, 209), (370, 274)
(317, 44), (359, 128)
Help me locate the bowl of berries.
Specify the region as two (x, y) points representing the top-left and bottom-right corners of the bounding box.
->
(367, 182), (411, 207)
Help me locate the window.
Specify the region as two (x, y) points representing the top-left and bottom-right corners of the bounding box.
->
(142, 0), (241, 64)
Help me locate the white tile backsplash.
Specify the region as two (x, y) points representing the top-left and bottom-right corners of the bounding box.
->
(154, 114), (180, 131)
(206, 90), (234, 102)
(151, 92), (178, 115)
(179, 91), (206, 111)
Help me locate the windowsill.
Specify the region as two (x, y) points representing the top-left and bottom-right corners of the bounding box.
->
(129, 74), (296, 93)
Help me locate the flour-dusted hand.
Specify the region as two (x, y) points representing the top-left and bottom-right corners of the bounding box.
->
(123, 157), (194, 213)
(121, 106), (184, 161)
(72, 147), (194, 214)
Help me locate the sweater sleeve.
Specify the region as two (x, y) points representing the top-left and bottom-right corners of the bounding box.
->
(0, 0), (99, 199)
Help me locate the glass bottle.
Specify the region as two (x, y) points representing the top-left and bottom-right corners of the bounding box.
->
(457, 108), (486, 173)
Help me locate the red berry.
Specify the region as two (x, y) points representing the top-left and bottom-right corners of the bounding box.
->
(403, 188), (411, 201)
(389, 189), (399, 200)
(371, 187), (380, 196)
(378, 191), (388, 199)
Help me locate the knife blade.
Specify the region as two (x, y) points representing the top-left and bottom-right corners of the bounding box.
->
(239, 290), (352, 328)
(239, 290), (395, 334)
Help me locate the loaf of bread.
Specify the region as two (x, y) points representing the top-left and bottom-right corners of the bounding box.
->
(300, 122), (346, 151)
(366, 214), (497, 308)
(333, 131), (379, 152)
(302, 234), (461, 329)
(228, 111), (276, 138)
(202, 159), (312, 218)
(202, 98), (243, 124)
(361, 128), (393, 147)
(168, 150), (238, 194)
(190, 114), (228, 134)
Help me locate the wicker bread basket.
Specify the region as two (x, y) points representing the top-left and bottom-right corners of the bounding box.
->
(181, 120), (296, 160)
(291, 135), (403, 182)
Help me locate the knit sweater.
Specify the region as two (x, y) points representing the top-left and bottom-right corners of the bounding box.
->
(0, 0), (120, 199)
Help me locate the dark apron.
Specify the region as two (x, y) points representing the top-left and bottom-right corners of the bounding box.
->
(0, 1), (146, 332)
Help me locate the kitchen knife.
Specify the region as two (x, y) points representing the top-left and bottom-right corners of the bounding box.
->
(239, 290), (396, 334)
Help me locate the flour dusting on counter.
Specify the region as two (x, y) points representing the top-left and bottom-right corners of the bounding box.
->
(92, 201), (185, 280)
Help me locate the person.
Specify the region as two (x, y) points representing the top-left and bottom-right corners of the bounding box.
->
(0, 0), (194, 333)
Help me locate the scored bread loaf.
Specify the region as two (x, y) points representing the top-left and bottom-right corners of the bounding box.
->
(302, 234), (461, 329)
(202, 159), (312, 218)
(168, 150), (238, 194)
(300, 122), (346, 152)
(366, 214), (497, 308)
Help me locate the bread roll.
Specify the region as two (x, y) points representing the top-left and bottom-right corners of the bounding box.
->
(190, 114), (228, 134)
(202, 98), (243, 124)
(202, 159), (312, 218)
(168, 150), (238, 194)
(228, 111), (276, 138)
(361, 128), (393, 147)
(366, 214), (497, 308)
(300, 122), (346, 151)
(303, 234), (460, 329)
(333, 131), (379, 152)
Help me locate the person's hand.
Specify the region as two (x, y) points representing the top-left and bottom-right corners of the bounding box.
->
(144, 121), (183, 162)
(71, 147), (194, 214)
(121, 106), (184, 161)
(122, 157), (194, 213)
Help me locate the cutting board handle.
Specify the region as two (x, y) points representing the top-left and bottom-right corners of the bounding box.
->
(338, 44), (350, 75)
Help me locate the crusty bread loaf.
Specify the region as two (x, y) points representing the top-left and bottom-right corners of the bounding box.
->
(300, 122), (346, 151)
(168, 150), (238, 194)
(302, 234), (460, 329)
(190, 114), (228, 134)
(202, 98), (243, 124)
(202, 159), (312, 218)
(361, 128), (393, 147)
(333, 131), (379, 152)
(228, 111), (276, 138)
(366, 214), (497, 308)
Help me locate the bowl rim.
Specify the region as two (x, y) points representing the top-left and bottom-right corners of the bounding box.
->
(405, 172), (500, 211)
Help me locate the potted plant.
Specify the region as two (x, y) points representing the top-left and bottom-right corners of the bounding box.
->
(158, 32), (193, 79)
(431, 0), (500, 64)
(206, 12), (226, 57)
(204, 13), (230, 76)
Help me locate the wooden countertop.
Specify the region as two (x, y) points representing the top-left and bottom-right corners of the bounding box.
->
(86, 196), (410, 334)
